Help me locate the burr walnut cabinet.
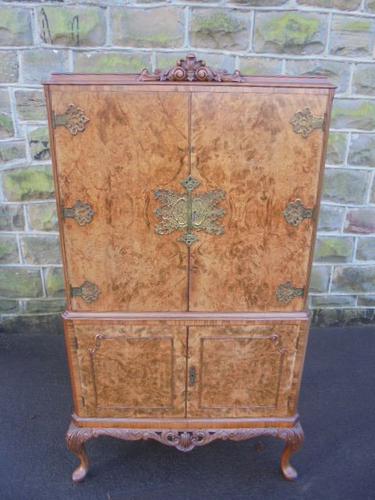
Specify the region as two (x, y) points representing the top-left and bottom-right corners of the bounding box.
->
(44, 54), (334, 483)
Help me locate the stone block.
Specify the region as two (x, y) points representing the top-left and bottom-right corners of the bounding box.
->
(0, 51), (18, 83)
(314, 236), (354, 263)
(15, 90), (47, 121)
(318, 204), (345, 232)
(353, 64), (375, 96)
(349, 134), (375, 167)
(74, 51), (151, 73)
(21, 49), (69, 84)
(254, 11), (327, 54)
(326, 132), (347, 164)
(344, 208), (375, 234)
(309, 265), (331, 292)
(3, 166), (54, 202)
(112, 7), (184, 48)
(365, 0), (375, 13)
(0, 141), (26, 164)
(285, 59), (350, 94)
(0, 314), (63, 335)
(356, 237), (375, 260)
(231, 0), (288, 4)
(371, 178), (375, 203)
(0, 90), (14, 139)
(297, 0), (361, 8)
(358, 295), (375, 306)
(329, 15), (375, 57)
(239, 57), (282, 76)
(0, 299), (19, 314)
(0, 235), (19, 264)
(0, 267), (43, 298)
(331, 265), (375, 293)
(25, 298), (65, 314)
(27, 202), (58, 232)
(322, 168), (369, 204)
(0, 7), (32, 46)
(28, 127), (50, 161)
(191, 8), (251, 51)
(310, 295), (356, 307)
(38, 6), (106, 47)
(331, 99), (375, 130)
(0, 204), (24, 231)
(312, 308), (375, 326)
(21, 235), (61, 265)
(44, 267), (65, 297)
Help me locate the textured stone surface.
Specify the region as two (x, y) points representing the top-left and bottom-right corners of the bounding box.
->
(0, 268), (43, 298)
(0, 90), (14, 139)
(254, 11), (327, 54)
(0, 141), (26, 164)
(310, 265), (331, 292)
(0, 51), (18, 83)
(358, 295), (375, 306)
(353, 64), (375, 96)
(38, 6), (106, 46)
(0, 7), (32, 46)
(365, 0), (375, 13)
(21, 49), (69, 84)
(231, 0), (288, 4)
(310, 295), (356, 307)
(3, 166), (54, 202)
(239, 57), (282, 75)
(322, 168), (369, 204)
(191, 8), (250, 50)
(27, 203), (58, 232)
(0, 299), (19, 314)
(344, 208), (375, 234)
(356, 237), (375, 261)
(0, 205), (24, 231)
(349, 134), (375, 167)
(74, 51), (151, 73)
(44, 267), (65, 297)
(326, 132), (347, 164)
(297, 0), (361, 8)
(28, 127), (50, 161)
(311, 308), (375, 326)
(314, 236), (353, 263)
(372, 179), (375, 203)
(331, 266), (375, 293)
(331, 99), (375, 130)
(112, 7), (184, 48)
(0, 234), (19, 264)
(318, 205), (345, 232)
(15, 90), (46, 121)
(0, 314), (64, 335)
(330, 15), (375, 57)
(285, 59), (350, 93)
(21, 235), (61, 265)
(25, 298), (65, 314)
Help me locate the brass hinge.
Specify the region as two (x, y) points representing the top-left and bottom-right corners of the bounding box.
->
(290, 108), (325, 138)
(71, 281), (100, 304)
(276, 282), (304, 305)
(52, 104), (89, 135)
(62, 200), (95, 226)
(284, 199), (314, 227)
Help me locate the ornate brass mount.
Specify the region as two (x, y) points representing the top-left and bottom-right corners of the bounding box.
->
(284, 199), (313, 227)
(154, 175), (226, 246)
(139, 53), (243, 83)
(71, 281), (100, 304)
(52, 104), (89, 135)
(290, 108), (324, 138)
(63, 201), (95, 225)
(276, 282), (304, 304)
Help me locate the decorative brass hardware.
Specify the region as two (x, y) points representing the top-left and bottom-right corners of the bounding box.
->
(71, 281), (100, 304)
(189, 366), (197, 386)
(290, 108), (324, 138)
(276, 282), (304, 304)
(284, 199), (313, 227)
(52, 104), (89, 135)
(63, 201), (95, 225)
(139, 53), (243, 83)
(154, 175), (226, 247)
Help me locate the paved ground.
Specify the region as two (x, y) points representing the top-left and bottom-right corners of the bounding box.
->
(0, 325), (374, 500)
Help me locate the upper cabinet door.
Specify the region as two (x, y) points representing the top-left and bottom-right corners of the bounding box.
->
(48, 86), (190, 312)
(189, 88), (330, 312)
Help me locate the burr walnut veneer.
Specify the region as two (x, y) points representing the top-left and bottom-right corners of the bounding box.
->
(44, 55), (334, 483)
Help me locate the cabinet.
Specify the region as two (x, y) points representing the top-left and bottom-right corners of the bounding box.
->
(44, 54), (334, 482)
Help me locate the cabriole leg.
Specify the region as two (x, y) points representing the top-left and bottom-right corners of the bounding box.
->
(66, 421), (93, 483)
(280, 421), (304, 481)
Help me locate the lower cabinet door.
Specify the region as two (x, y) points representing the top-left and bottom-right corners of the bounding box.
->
(186, 323), (305, 418)
(66, 321), (187, 418)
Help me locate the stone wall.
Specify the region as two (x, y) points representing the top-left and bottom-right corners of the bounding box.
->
(0, 0), (374, 332)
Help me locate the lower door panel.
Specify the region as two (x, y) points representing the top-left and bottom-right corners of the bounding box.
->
(187, 323), (307, 418)
(65, 320), (187, 418)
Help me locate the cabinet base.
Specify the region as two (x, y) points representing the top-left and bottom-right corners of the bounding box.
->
(66, 419), (304, 483)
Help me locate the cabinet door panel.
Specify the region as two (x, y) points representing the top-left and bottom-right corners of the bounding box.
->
(66, 321), (187, 418)
(189, 90), (329, 311)
(50, 87), (189, 312)
(187, 323), (305, 418)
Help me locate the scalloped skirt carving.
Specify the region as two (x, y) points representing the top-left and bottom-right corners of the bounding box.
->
(66, 420), (304, 482)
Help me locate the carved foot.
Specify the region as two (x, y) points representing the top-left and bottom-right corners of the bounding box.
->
(66, 422), (93, 483)
(279, 421), (304, 481)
